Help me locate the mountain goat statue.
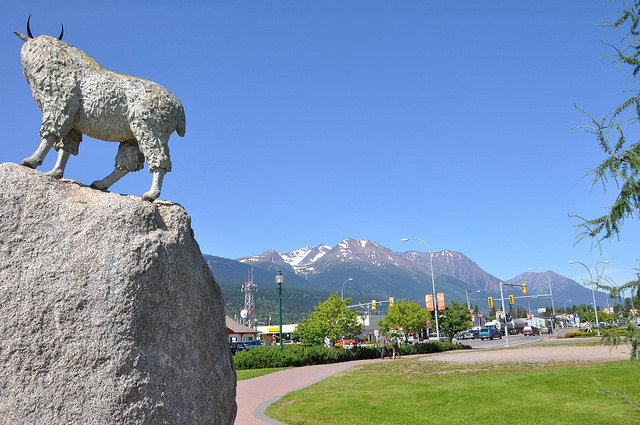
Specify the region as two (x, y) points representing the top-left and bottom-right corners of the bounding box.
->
(14, 16), (186, 201)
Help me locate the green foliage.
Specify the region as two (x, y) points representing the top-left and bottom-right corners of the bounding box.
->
(220, 283), (331, 324)
(575, 2), (640, 257)
(379, 298), (427, 336)
(564, 330), (599, 338)
(575, 3), (640, 310)
(233, 341), (469, 370)
(602, 321), (640, 360)
(430, 301), (473, 341)
(294, 293), (362, 345)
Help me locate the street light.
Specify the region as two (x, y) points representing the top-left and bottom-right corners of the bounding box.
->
(349, 286), (365, 307)
(465, 289), (481, 310)
(465, 289), (481, 327)
(528, 267), (558, 336)
(340, 277), (354, 301)
(528, 295), (538, 326)
(350, 286), (367, 341)
(569, 260), (609, 336)
(275, 270), (285, 352)
(401, 237), (440, 339)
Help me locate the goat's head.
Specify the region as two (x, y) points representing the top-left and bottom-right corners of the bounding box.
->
(14, 15), (63, 42)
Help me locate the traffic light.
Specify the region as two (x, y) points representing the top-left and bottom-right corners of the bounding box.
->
(522, 283), (528, 294)
(509, 294), (515, 304)
(389, 297), (394, 308)
(372, 299), (376, 310)
(488, 296), (494, 308)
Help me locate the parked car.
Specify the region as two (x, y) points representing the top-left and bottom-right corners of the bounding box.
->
(463, 329), (480, 340)
(523, 326), (540, 336)
(479, 327), (502, 340)
(228, 341), (247, 354)
(243, 340), (263, 349)
(428, 333), (451, 342)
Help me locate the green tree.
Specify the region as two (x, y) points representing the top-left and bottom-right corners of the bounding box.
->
(431, 301), (472, 342)
(294, 293), (362, 346)
(379, 298), (427, 337)
(576, 2), (640, 360)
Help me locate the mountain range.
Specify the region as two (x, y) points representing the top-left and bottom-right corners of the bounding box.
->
(205, 238), (608, 322)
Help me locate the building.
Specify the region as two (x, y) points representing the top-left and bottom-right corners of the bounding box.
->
(226, 316), (257, 342)
(256, 323), (298, 344)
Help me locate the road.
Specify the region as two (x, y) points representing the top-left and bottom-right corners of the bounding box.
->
(455, 327), (576, 349)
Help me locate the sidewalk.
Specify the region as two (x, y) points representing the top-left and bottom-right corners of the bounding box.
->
(235, 357), (386, 425)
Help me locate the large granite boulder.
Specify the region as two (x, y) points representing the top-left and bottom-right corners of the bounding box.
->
(0, 163), (237, 424)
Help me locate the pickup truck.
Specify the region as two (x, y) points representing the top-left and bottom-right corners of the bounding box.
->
(479, 327), (502, 340)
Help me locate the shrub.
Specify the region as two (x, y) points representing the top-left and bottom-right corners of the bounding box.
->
(233, 341), (470, 370)
(564, 330), (598, 338)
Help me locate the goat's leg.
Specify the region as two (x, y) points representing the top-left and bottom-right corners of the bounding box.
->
(90, 169), (129, 191)
(142, 169), (166, 202)
(21, 135), (56, 169)
(45, 150), (70, 179)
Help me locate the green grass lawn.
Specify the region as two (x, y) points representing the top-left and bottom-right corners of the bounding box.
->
(236, 367), (292, 381)
(265, 359), (640, 425)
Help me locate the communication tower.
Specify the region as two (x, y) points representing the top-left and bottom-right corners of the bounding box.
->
(241, 268), (257, 328)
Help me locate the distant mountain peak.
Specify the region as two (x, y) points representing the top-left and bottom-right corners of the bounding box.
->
(220, 238), (600, 309)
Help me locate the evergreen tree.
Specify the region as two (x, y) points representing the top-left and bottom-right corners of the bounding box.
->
(577, 1), (640, 360)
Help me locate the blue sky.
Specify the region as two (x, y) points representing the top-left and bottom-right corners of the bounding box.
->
(1, 1), (639, 293)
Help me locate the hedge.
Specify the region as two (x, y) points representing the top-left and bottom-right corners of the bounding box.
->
(232, 341), (470, 370)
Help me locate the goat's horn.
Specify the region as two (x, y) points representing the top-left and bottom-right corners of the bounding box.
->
(27, 14), (33, 38)
(58, 24), (64, 40)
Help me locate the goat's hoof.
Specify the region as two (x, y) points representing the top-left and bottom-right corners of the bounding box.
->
(45, 169), (64, 179)
(21, 158), (40, 169)
(90, 181), (108, 191)
(142, 190), (159, 202)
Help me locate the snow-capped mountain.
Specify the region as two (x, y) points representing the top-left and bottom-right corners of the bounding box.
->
(279, 244), (332, 277)
(239, 238), (420, 279)
(233, 238), (598, 306)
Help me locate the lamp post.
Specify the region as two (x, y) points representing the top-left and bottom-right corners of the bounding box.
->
(349, 286), (365, 307)
(401, 237), (440, 339)
(465, 289), (481, 327)
(528, 295), (538, 326)
(350, 286), (367, 342)
(528, 268), (558, 336)
(340, 277), (354, 301)
(275, 270), (284, 352)
(465, 289), (481, 310)
(569, 260), (609, 336)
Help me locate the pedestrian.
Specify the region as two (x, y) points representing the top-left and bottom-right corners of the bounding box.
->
(377, 333), (387, 359)
(391, 335), (400, 359)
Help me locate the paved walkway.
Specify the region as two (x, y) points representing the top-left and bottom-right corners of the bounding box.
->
(235, 357), (386, 424)
(235, 342), (631, 424)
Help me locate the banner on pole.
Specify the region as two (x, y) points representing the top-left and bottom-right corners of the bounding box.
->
(425, 294), (434, 311)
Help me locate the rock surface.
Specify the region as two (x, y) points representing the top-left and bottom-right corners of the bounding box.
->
(0, 163), (236, 424)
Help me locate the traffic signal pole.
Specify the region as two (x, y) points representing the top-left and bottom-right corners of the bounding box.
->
(499, 282), (510, 347)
